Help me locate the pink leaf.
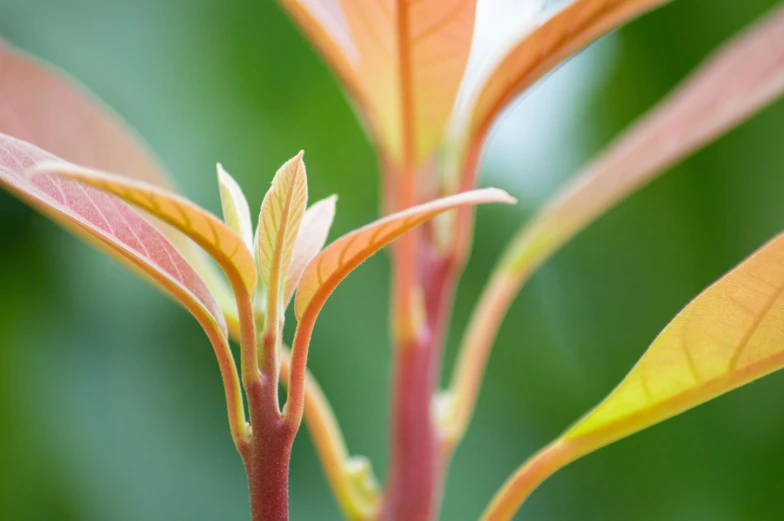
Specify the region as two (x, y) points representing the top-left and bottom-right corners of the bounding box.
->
(0, 133), (227, 338)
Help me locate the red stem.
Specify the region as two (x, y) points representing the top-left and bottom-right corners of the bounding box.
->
(245, 377), (296, 521)
(383, 327), (439, 521)
(382, 247), (459, 521)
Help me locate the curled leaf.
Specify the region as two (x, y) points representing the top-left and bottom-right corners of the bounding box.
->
(218, 163), (254, 251)
(295, 187), (515, 321)
(284, 195), (337, 308)
(465, 0), (671, 150)
(33, 162), (258, 295)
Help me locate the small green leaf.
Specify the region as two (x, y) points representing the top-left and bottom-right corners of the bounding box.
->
(258, 152), (309, 322)
(218, 163), (253, 251)
(565, 232), (784, 446)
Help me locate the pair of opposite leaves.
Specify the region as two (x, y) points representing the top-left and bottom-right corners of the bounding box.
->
(0, 133), (514, 350)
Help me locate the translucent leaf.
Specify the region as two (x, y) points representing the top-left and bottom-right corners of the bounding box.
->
(218, 163), (254, 250)
(284, 195), (337, 308)
(258, 152), (309, 308)
(280, 0), (477, 161)
(0, 41), (173, 189)
(295, 187), (515, 320)
(0, 41), (241, 318)
(33, 161), (258, 295)
(463, 0), (670, 152)
(566, 231), (784, 448)
(0, 133), (226, 338)
(480, 232), (784, 521)
(501, 3), (784, 277)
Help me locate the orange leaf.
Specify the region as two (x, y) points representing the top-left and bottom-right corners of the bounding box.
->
(33, 162), (258, 295)
(502, 3), (784, 278)
(465, 0), (670, 155)
(284, 195), (337, 308)
(449, 3), (784, 471)
(279, 0), (476, 162)
(294, 187), (515, 321)
(0, 133), (226, 337)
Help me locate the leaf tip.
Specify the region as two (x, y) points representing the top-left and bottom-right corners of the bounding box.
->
(486, 187), (517, 205)
(216, 162), (228, 180)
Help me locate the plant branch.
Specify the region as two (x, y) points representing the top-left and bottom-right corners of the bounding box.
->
(203, 318), (250, 455)
(479, 440), (574, 521)
(442, 267), (528, 450)
(237, 288), (259, 387)
(283, 308), (317, 431)
(280, 347), (381, 520)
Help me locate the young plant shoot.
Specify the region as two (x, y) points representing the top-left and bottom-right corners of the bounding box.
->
(1, 1), (784, 520)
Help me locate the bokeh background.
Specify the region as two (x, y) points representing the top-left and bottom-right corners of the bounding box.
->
(1, 1), (783, 520)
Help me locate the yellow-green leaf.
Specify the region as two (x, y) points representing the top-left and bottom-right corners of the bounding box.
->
(217, 163), (253, 250)
(295, 187), (515, 321)
(258, 152), (309, 313)
(284, 195), (337, 308)
(34, 161), (258, 295)
(563, 231), (784, 448)
(480, 232), (784, 521)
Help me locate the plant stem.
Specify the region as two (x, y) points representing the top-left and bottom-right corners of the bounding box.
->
(383, 241), (461, 521)
(480, 441), (573, 521)
(246, 375), (295, 521)
(444, 268), (526, 450)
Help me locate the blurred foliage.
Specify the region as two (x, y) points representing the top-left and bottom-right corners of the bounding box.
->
(0, 1), (783, 520)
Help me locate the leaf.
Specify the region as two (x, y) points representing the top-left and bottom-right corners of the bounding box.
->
(0, 133), (226, 338)
(564, 231), (784, 448)
(279, 0), (477, 162)
(479, 231), (784, 521)
(33, 161), (258, 295)
(258, 152), (309, 314)
(501, 3), (784, 278)
(0, 40), (174, 189)
(284, 195), (337, 308)
(463, 0), (670, 153)
(294, 187), (515, 320)
(0, 41), (242, 316)
(218, 163), (254, 250)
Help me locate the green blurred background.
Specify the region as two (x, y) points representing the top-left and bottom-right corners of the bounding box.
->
(1, 1), (783, 520)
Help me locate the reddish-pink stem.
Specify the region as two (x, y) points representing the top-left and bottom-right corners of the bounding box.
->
(383, 242), (461, 521)
(246, 376), (295, 521)
(236, 289), (296, 521)
(383, 328), (439, 521)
